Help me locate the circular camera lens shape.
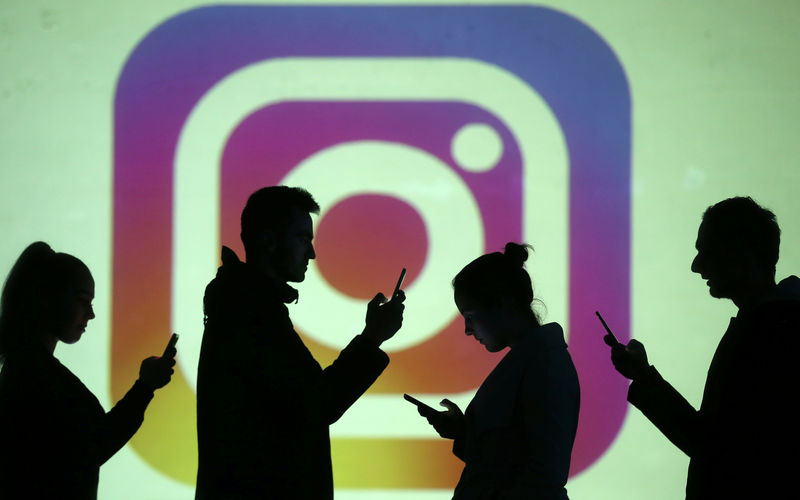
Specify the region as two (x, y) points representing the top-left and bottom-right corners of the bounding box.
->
(315, 194), (428, 300)
(283, 140), (484, 351)
(451, 122), (503, 172)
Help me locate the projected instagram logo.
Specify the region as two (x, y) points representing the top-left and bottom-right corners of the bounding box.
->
(113, 5), (631, 489)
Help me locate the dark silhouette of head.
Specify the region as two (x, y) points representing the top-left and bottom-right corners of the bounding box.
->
(452, 242), (541, 352)
(0, 242), (95, 357)
(240, 186), (320, 283)
(691, 196), (780, 305)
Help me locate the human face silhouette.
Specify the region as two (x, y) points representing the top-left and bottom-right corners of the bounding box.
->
(691, 222), (742, 300)
(55, 268), (96, 344)
(271, 207), (316, 283)
(454, 290), (509, 353)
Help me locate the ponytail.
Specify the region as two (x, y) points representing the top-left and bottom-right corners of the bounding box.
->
(0, 242), (88, 356)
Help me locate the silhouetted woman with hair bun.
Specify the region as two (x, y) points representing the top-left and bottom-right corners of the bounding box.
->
(0, 242), (177, 499)
(417, 242), (580, 499)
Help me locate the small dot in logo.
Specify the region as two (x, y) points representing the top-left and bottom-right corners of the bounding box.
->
(451, 123), (503, 172)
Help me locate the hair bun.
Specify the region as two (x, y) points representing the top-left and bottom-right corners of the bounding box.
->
(26, 241), (54, 257)
(16, 241), (55, 269)
(503, 242), (530, 268)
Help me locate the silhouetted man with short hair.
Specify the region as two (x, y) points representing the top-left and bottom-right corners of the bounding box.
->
(195, 186), (405, 499)
(608, 196), (800, 499)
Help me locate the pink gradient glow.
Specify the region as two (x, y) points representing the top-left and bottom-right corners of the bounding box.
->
(315, 194), (427, 300)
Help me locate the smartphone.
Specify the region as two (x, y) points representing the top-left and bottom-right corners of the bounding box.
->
(595, 311), (620, 347)
(163, 333), (179, 358)
(403, 393), (436, 415)
(392, 268), (407, 297)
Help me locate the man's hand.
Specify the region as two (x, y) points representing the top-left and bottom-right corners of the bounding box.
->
(362, 290), (406, 346)
(422, 399), (465, 440)
(610, 339), (650, 381)
(138, 354), (176, 391)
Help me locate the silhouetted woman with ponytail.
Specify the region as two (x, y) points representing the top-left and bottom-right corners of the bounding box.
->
(0, 242), (176, 499)
(417, 242), (580, 499)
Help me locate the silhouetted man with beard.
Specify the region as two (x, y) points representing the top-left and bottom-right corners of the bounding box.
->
(608, 196), (800, 499)
(195, 186), (405, 499)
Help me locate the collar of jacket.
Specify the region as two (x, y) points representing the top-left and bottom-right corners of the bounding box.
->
(219, 246), (299, 304)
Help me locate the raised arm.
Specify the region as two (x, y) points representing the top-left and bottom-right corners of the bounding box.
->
(93, 343), (176, 465)
(318, 290), (406, 424)
(611, 339), (702, 456)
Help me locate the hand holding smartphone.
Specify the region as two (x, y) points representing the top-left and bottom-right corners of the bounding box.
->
(363, 269), (407, 345)
(138, 333), (178, 391)
(595, 311), (620, 347)
(403, 393), (436, 416)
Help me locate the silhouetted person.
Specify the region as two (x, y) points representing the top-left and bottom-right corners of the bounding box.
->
(417, 243), (579, 499)
(0, 242), (176, 499)
(608, 196), (800, 499)
(195, 186), (406, 499)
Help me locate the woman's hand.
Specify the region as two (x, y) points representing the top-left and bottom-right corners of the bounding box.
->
(138, 355), (176, 391)
(422, 399), (465, 440)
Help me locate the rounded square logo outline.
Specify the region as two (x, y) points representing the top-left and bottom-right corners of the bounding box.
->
(113, 5), (631, 486)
